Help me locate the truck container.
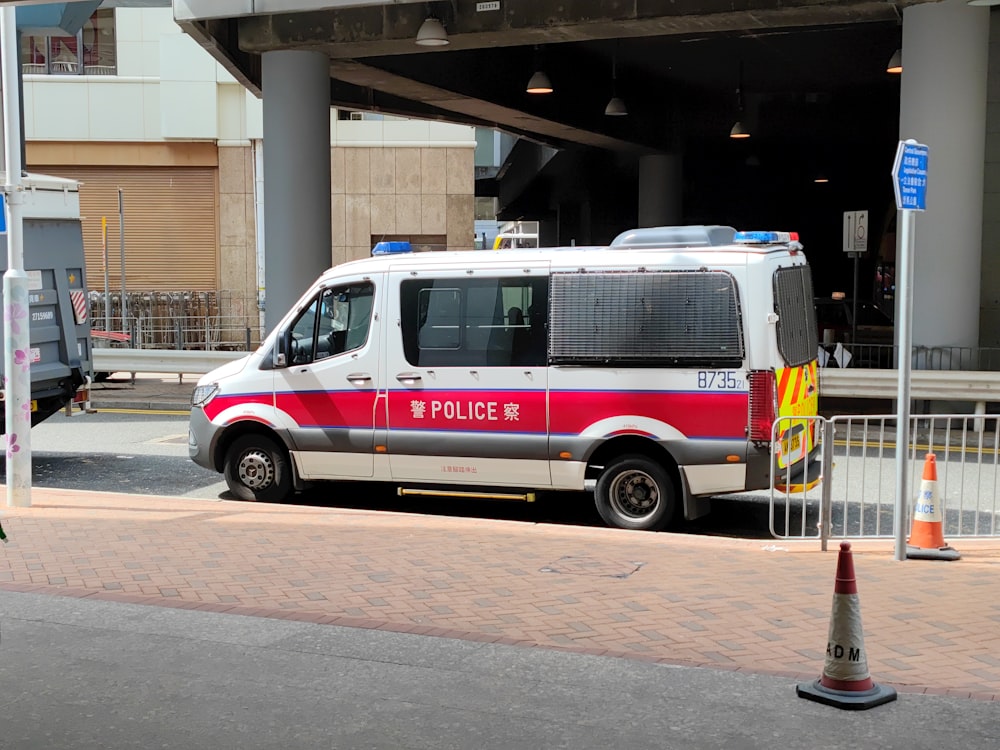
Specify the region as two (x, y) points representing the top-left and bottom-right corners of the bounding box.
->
(0, 172), (93, 430)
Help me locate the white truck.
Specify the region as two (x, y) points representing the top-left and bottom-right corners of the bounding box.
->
(0, 173), (93, 430)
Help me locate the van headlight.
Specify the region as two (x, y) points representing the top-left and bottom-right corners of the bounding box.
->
(191, 383), (219, 408)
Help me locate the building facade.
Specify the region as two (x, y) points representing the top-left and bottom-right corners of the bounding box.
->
(20, 6), (476, 343)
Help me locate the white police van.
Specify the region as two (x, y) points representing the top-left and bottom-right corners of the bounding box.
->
(189, 225), (819, 531)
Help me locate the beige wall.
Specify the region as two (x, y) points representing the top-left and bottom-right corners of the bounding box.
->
(216, 142), (475, 300)
(218, 146), (258, 330)
(332, 145), (475, 265)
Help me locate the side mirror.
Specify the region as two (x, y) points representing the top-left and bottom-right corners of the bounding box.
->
(274, 328), (292, 368)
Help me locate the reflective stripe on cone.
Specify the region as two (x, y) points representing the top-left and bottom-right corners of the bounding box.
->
(907, 453), (961, 561)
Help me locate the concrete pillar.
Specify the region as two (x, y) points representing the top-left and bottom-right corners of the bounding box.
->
(261, 50), (331, 335)
(638, 153), (682, 227)
(980, 10), (1000, 348)
(899, 0), (989, 352)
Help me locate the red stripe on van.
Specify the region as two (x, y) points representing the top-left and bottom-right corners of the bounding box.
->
(203, 392), (274, 421)
(278, 390), (379, 427)
(549, 390), (747, 438)
(208, 388), (748, 439)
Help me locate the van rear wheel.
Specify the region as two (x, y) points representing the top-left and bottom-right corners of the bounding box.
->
(595, 455), (676, 531)
(224, 434), (293, 503)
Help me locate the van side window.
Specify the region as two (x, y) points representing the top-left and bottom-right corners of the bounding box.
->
(548, 270), (743, 367)
(288, 281), (375, 365)
(401, 277), (548, 367)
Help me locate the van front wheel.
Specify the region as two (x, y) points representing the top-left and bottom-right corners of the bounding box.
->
(224, 434), (293, 503)
(595, 455), (676, 531)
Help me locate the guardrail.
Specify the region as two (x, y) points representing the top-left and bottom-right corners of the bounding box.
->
(819, 368), (1000, 403)
(93, 348), (246, 379)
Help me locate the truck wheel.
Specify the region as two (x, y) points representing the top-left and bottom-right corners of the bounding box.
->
(224, 434), (293, 503)
(594, 455), (676, 531)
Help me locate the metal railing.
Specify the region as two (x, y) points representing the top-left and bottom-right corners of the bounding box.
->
(770, 414), (1000, 544)
(92, 348), (245, 376)
(89, 290), (262, 351)
(821, 343), (1000, 371)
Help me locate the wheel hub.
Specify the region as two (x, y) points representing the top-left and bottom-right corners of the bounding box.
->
(238, 449), (274, 490)
(613, 471), (658, 519)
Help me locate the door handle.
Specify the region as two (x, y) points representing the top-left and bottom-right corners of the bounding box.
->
(347, 372), (372, 384)
(396, 372), (422, 385)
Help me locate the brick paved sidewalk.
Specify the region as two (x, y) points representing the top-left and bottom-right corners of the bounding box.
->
(2, 488), (999, 700)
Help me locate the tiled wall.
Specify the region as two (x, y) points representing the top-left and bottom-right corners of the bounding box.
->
(220, 144), (475, 304)
(331, 145), (474, 265)
(218, 146), (258, 320)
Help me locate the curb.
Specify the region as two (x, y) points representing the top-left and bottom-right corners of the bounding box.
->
(90, 400), (191, 412)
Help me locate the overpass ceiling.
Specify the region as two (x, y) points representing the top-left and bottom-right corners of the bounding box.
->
(179, 1), (918, 153)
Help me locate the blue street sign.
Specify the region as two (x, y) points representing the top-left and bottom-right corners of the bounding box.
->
(892, 140), (929, 212)
(0, 192), (6, 233)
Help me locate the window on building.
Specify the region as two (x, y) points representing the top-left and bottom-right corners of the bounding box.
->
(336, 110), (409, 122)
(20, 8), (116, 76)
(475, 197), (498, 221)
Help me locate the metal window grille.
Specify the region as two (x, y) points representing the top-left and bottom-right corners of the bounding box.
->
(549, 271), (744, 366)
(773, 265), (818, 367)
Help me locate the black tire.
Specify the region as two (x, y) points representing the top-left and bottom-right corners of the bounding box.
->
(594, 454), (676, 531)
(223, 434), (293, 503)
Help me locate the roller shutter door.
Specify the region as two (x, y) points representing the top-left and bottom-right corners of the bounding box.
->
(44, 166), (219, 291)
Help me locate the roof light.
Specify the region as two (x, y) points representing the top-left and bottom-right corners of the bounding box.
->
(372, 241), (413, 255)
(733, 231), (799, 244)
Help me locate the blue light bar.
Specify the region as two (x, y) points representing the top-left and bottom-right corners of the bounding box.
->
(733, 231), (799, 244)
(372, 241), (412, 255)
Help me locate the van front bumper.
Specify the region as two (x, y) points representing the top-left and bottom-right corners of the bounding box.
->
(188, 407), (219, 471)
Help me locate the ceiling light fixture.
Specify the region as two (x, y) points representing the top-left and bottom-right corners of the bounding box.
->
(886, 48), (902, 74)
(605, 47), (627, 116)
(415, 16), (449, 47)
(729, 61), (750, 139)
(526, 46), (553, 94)
(967, 1), (1000, 6)
(526, 70), (553, 94)
(605, 96), (627, 117)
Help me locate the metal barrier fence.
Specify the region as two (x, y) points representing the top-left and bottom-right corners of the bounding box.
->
(89, 291), (262, 351)
(770, 414), (1000, 545)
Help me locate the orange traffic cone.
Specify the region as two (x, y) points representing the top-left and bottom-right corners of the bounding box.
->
(797, 542), (897, 710)
(906, 453), (960, 561)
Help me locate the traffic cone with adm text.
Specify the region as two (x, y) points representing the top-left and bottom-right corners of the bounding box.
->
(906, 453), (960, 561)
(796, 542), (897, 710)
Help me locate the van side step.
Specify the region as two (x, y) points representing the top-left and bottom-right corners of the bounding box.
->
(397, 487), (536, 503)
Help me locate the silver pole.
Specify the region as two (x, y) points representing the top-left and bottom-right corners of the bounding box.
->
(893, 208), (915, 560)
(119, 188), (126, 332)
(2, 7), (32, 507)
(102, 216), (109, 333)
(820, 420), (834, 552)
